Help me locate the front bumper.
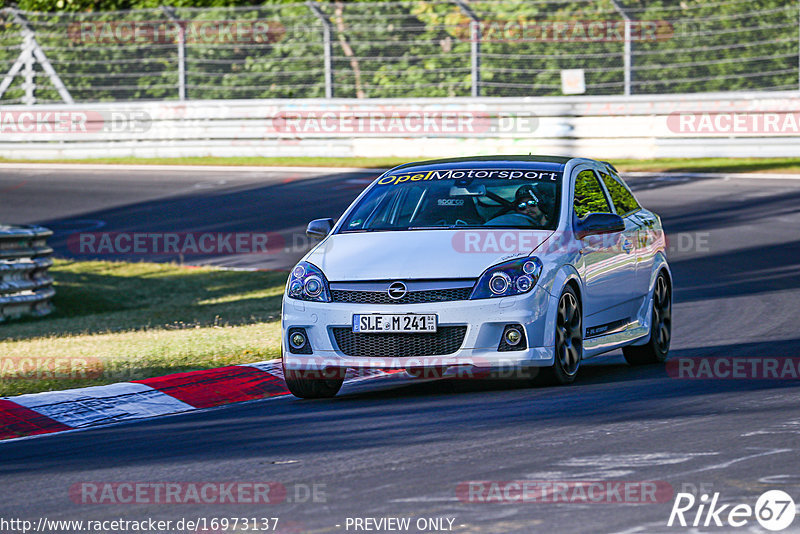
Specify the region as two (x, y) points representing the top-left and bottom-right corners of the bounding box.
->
(281, 285), (558, 371)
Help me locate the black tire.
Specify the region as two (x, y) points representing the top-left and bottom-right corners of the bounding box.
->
(623, 272), (671, 366)
(539, 285), (583, 385)
(282, 361), (344, 399)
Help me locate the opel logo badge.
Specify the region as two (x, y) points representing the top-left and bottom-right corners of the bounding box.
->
(387, 281), (407, 300)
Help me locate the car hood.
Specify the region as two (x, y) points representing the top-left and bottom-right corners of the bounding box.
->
(305, 229), (555, 280)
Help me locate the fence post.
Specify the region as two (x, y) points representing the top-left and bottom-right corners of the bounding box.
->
(453, 0), (480, 97)
(307, 2), (333, 98)
(163, 6), (186, 101)
(610, 0), (632, 96)
(22, 32), (35, 105)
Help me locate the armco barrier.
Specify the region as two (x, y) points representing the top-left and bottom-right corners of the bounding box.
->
(1, 91), (799, 159)
(0, 225), (55, 321)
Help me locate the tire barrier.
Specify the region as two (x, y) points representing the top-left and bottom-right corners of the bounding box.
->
(0, 224), (54, 322)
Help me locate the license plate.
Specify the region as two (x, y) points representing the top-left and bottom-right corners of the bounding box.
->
(353, 314), (437, 333)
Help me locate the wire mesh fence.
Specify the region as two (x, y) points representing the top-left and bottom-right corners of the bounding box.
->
(0, 0), (798, 104)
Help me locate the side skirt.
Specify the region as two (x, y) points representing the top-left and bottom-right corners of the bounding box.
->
(583, 319), (649, 359)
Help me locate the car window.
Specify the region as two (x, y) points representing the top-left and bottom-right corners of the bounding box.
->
(573, 170), (611, 219)
(340, 167), (563, 232)
(600, 172), (640, 215)
(391, 184), (426, 226)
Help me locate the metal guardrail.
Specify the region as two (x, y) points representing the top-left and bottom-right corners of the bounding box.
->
(0, 91), (799, 159)
(0, 224), (55, 322)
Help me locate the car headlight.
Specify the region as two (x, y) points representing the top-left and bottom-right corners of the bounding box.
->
(287, 261), (331, 302)
(470, 257), (543, 299)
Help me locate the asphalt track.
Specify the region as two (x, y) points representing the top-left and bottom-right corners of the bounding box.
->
(0, 165), (378, 270)
(1, 166), (800, 533)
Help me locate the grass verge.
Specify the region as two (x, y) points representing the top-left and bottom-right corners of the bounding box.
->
(2, 156), (800, 174)
(0, 260), (287, 397)
(613, 157), (800, 174)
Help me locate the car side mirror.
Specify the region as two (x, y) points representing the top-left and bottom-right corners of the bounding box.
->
(576, 213), (625, 240)
(306, 218), (334, 240)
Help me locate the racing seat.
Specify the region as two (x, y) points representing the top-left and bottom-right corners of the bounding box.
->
(411, 190), (484, 226)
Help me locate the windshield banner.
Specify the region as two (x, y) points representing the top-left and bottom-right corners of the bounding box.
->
(377, 168), (562, 186)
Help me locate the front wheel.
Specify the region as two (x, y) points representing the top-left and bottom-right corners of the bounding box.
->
(540, 286), (583, 385)
(623, 272), (671, 366)
(282, 361), (344, 399)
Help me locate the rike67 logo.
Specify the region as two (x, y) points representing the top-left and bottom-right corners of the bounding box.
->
(668, 490), (796, 531)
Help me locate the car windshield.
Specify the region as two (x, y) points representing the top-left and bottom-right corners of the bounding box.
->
(340, 167), (562, 232)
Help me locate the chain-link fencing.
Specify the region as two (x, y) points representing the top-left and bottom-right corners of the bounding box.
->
(0, 0), (797, 104)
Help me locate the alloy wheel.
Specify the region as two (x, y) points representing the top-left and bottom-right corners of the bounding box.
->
(556, 291), (582, 376)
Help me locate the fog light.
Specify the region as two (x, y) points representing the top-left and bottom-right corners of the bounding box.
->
(287, 327), (313, 355)
(499, 324), (526, 352)
(504, 327), (522, 346)
(290, 332), (307, 349)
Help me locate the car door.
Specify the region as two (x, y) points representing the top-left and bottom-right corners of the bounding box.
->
(571, 168), (631, 331)
(598, 168), (650, 314)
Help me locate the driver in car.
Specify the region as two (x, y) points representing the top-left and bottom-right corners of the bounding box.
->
(479, 183), (555, 228)
(514, 184), (550, 227)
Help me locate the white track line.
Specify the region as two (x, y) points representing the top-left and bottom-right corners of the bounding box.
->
(10, 382), (194, 428)
(0, 359), (406, 444)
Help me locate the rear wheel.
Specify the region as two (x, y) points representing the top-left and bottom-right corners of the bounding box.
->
(540, 286), (583, 385)
(623, 273), (671, 366)
(282, 361), (344, 399)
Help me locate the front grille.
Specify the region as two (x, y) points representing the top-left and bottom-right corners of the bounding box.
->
(330, 287), (472, 305)
(332, 326), (468, 358)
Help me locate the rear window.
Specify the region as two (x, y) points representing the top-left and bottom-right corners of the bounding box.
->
(573, 170), (611, 219)
(339, 167), (563, 232)
(600, 172), (640, 215)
